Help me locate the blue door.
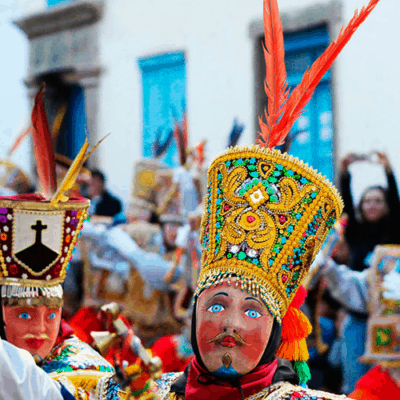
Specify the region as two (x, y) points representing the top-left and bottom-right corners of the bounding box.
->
(283, 26), (334, 180)
(54, 84), (87, 159)
(138, 52), (186, 167)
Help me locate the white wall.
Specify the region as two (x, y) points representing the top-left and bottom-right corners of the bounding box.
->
(0, 0), (32, 177)
(335, 0), (400, 203)
(4, 0), (399, 206)
(98, 0), (399, 206)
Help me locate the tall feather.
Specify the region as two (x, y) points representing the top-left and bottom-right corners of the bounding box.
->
(154, 128), (174, 158)
(51, 103), (68, 141)
(50, 134), (110, 205)
(7, 125), (32, 156)
(256, 0), (289, 148)
(192, 140), (206, 168)
(31, 84), (57, 199)
(227, 118), (245, 148)
(174, 113), (189, 166)
(268, 0), (381, 146)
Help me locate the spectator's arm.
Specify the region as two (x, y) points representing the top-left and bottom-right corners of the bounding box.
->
(322, 259), (369, 314)
(339, 172), (356, 226)
(386, 171), (400, 212)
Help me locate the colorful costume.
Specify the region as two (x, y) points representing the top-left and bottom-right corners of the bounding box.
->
(0, 87), (125, 400)
(155, 0), (380, 399)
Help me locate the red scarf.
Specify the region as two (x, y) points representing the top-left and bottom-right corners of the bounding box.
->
(55, 319), (75, 346)
(185, 357), (278, 400)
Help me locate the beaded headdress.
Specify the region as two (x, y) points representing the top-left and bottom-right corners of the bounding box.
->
(0, 85), (99, 305)
(194, 0), (380, 385)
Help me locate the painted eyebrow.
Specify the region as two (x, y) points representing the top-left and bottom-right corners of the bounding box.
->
(244, 297), (263, 306)
(211, 292), (228, 299)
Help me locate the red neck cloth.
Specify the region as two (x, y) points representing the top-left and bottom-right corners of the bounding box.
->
(185, 357), (278, 400)
(55, 319), (75, 346)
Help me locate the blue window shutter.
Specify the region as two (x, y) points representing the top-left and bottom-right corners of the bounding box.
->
(139, 52), (186, 167)
(283, 26), (334, 181)
(47, 0), (73, 7)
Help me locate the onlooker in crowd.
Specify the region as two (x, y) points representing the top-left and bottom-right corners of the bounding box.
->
(87, 169), (126, 224)
(335, 152), (400, 393)
(340, 152), (400, 272)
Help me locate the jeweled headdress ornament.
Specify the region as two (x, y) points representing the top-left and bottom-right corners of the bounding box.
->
(0, 85), (102, 305)
(194, 0), (380, 384)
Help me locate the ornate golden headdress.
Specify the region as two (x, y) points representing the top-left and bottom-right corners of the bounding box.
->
(195, 146), (342, 322)
(195, 0), (380, 322)
(194, 0), (380, 384)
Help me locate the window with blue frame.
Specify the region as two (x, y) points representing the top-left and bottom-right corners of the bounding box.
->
(47, 0), (73, 6)
(138, 52), (186, 167)
(259, 25), (334, 181)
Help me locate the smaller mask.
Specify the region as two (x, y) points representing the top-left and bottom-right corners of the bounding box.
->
(2, 303), (62, 361)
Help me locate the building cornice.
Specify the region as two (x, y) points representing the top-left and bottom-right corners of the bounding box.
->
(249, 0), (342, 38)
(13, 0), (104, 39)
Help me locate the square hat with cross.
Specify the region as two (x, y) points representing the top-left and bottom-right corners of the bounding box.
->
(0, 194), (89, 300)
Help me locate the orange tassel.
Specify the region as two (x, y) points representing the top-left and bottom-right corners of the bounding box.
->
(276, 337), (309, 361)
(281, 308), (312, 341)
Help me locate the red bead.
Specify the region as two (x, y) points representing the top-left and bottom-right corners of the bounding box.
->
(247, 216), (256, 223)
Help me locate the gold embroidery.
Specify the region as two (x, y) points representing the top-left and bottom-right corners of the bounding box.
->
(196, 145), (343, 321)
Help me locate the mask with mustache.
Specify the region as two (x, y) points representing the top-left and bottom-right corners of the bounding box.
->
(193, 283), (283, 377)
(23, 333), (50, 339)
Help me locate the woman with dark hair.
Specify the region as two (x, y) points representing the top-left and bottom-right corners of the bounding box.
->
(340, 152), (400, 272)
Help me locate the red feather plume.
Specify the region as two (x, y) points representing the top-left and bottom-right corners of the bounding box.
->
(257, 0), (381, 149)
(192, 140), (206, 169)
(174, 112), (189, 166)
(256, 0), (288, 148)
(31, 84), (57, 199)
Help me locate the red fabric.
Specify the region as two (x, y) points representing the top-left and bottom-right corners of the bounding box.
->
(151, 334), (193, 373)
(0, 193), (87, 202)
(55, 319), (75, 346)
(67, 307), (103, 344)
(185, 357), (278, 400)
(289, 285), (307, 308)
(349, 365), (400, 400)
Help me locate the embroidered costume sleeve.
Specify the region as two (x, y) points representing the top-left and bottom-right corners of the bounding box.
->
(155, 375), (352, 400)
(42, 335), (126, 400)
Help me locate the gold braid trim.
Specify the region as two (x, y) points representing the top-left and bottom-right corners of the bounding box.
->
(0, 199), (90, 211)
(2, 296), (63, 307)
(194, 263), (285, 323)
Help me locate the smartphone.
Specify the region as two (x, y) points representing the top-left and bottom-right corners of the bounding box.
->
(352, 154), (368, 162)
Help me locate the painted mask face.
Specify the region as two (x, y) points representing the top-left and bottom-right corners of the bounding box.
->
(196, 280), (274, 377)
(2, 304), (62, 360)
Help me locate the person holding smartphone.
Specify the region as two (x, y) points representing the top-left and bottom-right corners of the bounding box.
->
(336, 151), (400, 393)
